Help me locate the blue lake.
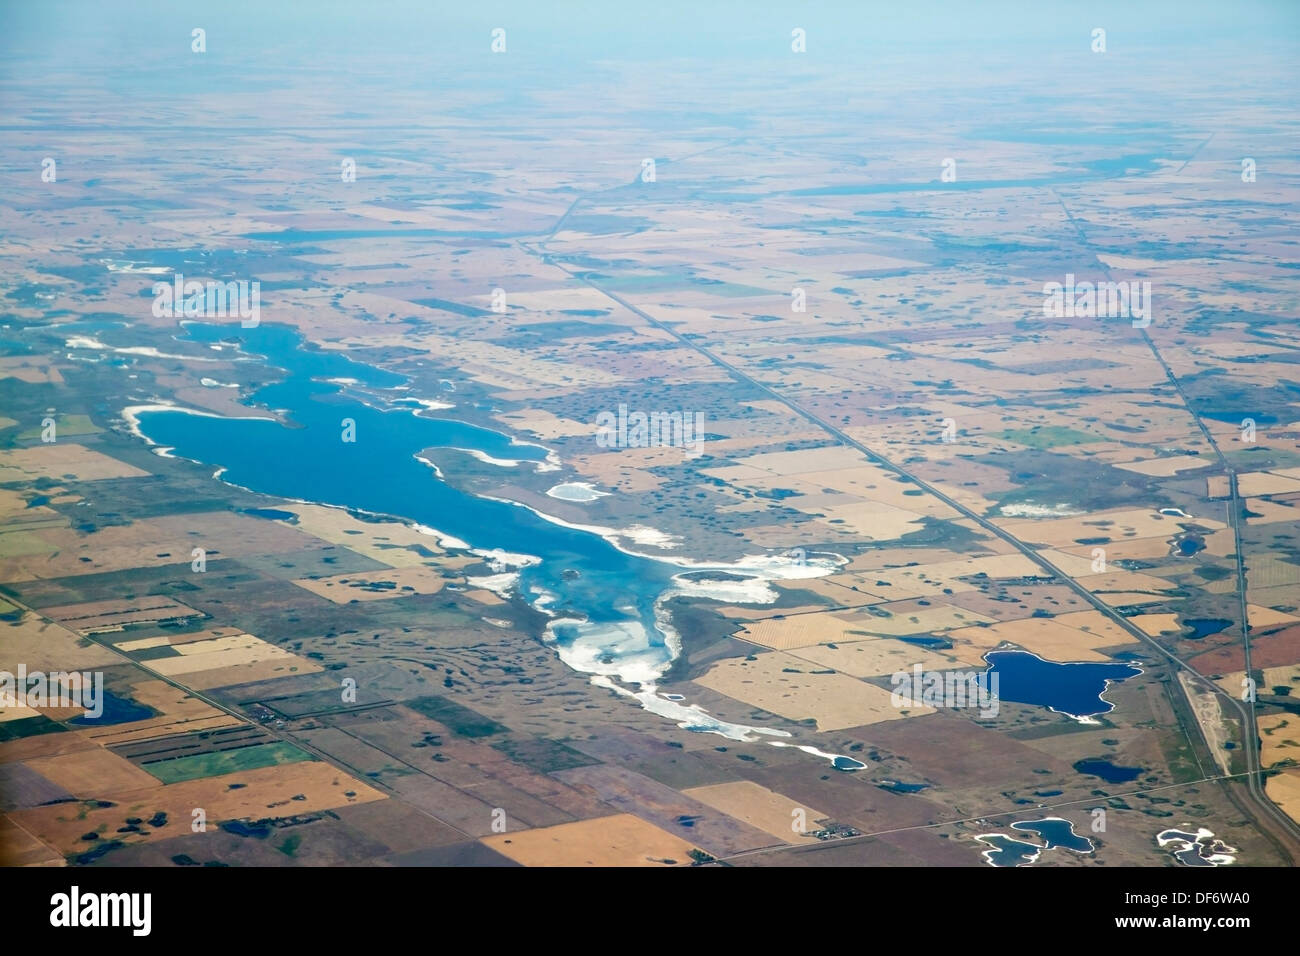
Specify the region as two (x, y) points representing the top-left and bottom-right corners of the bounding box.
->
(133, 324), (676, 670)
(1011, 818), (1094, 853)
(1074, 758), (1145, 783)
(985, 650), (1141, 720)
(975, 833), (1041, 867)
(128, 322), (800, 743)
(1181, 617), (1231, 640)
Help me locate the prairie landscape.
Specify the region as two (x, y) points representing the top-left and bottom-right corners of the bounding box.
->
(0, 1), (1298, 874)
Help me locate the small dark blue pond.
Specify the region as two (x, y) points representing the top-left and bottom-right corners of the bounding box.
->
(1073, 758), (1145, 783)
(69, 690), (155, 726)
(1181, 618), (1232, 640)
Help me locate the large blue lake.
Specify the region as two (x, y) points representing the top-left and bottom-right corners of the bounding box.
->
(130, 322), (801, 741)
(985, 650), (1142, 720)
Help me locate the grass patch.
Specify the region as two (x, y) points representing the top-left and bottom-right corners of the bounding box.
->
(146, 741), (313, 784)
(994, 426), (1102, 449)
(404, 695), (506, 737)
(491, 736), (599, 773)
(17, 414), (101, 440)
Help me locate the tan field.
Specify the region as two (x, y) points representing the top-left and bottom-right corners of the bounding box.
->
(113, 636), (175, 652)
(997, 508), (1225, 548)
(178, 657), (323, 691)
(787, 637), (961, 678)
(1113, 455), (1217, 476)
(1237, 472), (1300, 497)
(0, 729), (100, 765)
(1264, 768), (1300, 826)
(10, 761), (386, 854)
(693, 650), (932, 731)
(1261, 665), (1300, 695)
(842, 553), (1043, 598)
(282, 503), (473, 569)
(731, 445), (873, 476)
(809, 502), (928, 541)
(72, 678), (244, 747)
(44, 597), (200, 634)
(683, 780), (827, 842)
(1055, 536), (1187, 562)
(0, 520), (212, 581)
(1248, 605), (1300, 630)
(0, 816), (63, 866)
(948, 614), (1137, 662)
(1244, 554), (1300, 588)
(1258, 714), (1300, 769)
(734, 604), (992, 651)
(1096, 591), (1171, 607)
(78, 713), (242, 746)
(1035, 549), (1108, 577)
(26, 747), (160, 795)
(496, 408), (602, 440)
(1244, 499), (1300, 526)
(561, 453), (663, 493)
(718, 603), (835, 621)
(1, 613), (122, 671)
(147, 633), (304, 676)
(0, 443), (147, 483)
(292, 564), (449, 603)
(0, 703), (42, 723)
(1082, 570), (1182, 596)
(481, 813), (697, 866)
(1131, 613), (1182, 636)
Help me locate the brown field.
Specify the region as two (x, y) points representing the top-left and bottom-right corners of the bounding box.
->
(786, 637), (960, 678)
(480, 813), (696, 866)
(9, 761), (386, 854)
(948, 614), (1136, 662)
(1265, 768), (1300, 825)
(0, 816), (63, 866)
(693, 650), (931, 730)
(1131, 613), (1182, 636)
(145, 632), (310, 678)
(43, 597), (200, 633)
(178, 656), (324, 691)
(1259, 714), (1300, 769)
(292, 564), (448, 603)
(1244, 498), (1300, 525)
(0, 443), (147, 483)
(25, 747), (160, 795)
(1, 612), (122, 671)
(281, 503), (471, 569)
(1189, 626), (1300, 675)
(1248, 605), (1299, 630)
(682, 780), (827, 842)
(1238, 472), (1300, 497)
(996, 508), (1224, 548)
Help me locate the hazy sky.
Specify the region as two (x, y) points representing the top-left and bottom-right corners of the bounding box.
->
(4, 0), (1299, 69)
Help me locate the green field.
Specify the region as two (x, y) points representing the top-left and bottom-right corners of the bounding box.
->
(993, 426), (1103, 449)
(405, 694), (506, 737)
(146, 741), (314, 784)
(17, 414), (101, 440)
